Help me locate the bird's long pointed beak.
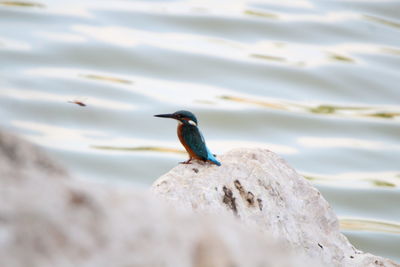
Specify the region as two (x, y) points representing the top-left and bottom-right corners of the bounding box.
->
(154, 113), (176, 119)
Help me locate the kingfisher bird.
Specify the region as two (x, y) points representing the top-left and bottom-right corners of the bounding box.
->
(154, 110), (221, 166)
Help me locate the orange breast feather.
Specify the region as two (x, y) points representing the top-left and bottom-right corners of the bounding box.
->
(177, 124), (200, 159)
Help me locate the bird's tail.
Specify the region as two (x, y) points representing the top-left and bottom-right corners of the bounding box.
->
(206, 148), (221, 166)
(208, 157), (221, 166)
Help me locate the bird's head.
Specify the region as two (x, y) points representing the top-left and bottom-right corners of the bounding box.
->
(154, 110), (198, 126)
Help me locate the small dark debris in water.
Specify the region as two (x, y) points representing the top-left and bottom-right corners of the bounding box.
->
(68, 100), (86, 107)
(318, 243), (323, 249)
(350, 256), (354, 259)
(192, 168), (199, 173)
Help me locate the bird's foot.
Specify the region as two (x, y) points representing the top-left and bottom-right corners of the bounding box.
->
(180, 159), (192, 164)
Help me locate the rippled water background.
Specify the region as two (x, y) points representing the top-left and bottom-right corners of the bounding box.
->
(1, 0), (399, 262)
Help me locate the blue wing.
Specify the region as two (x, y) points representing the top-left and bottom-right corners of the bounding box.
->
(182, 125), (208, 160)
(182, 125), (221, 166)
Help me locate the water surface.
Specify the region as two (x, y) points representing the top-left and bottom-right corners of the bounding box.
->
(1, 0), (399, 261)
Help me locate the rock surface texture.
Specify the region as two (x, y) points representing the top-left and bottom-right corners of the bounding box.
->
(152, 148), (399, 267)
(0, 130), (311, 267)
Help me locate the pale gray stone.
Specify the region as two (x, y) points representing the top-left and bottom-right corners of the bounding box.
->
(0, 131), (309, 267)
(152, 148), (399, 267)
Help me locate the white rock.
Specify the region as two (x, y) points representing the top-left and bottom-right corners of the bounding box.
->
(152, 148), (399, 267)
(0, 131), (312, 267)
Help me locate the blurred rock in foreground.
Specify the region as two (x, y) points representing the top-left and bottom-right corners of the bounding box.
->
(152, 148), (399, 267)
(0, 130), (311, 267)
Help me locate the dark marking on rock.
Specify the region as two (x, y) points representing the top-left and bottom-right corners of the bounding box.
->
(192, 168), (199, 173)
(68, 190), (100, 216)
(257, 198), (263, 211)
(234, 180), (245, 194)
(158, 181), (168, 186)
(246, 191), (254, 205)
(222, 186), (237, 216)
(69, 190), (89, 206)
(318, 243), (323, 249)
(257, 179), (279, 198)
(234, 180), (256, 207)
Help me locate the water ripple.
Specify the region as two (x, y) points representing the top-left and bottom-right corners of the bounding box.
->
(0, 1), (44, 8)
(70, 24), (400, 68)
(303, 171), (400, 188)
(363, 14), (400, 30)
(220, 95), (400, 120)
(0, 88), (135, 110)
(340, 217), (400, 234)
(0, 37), (30, 51)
